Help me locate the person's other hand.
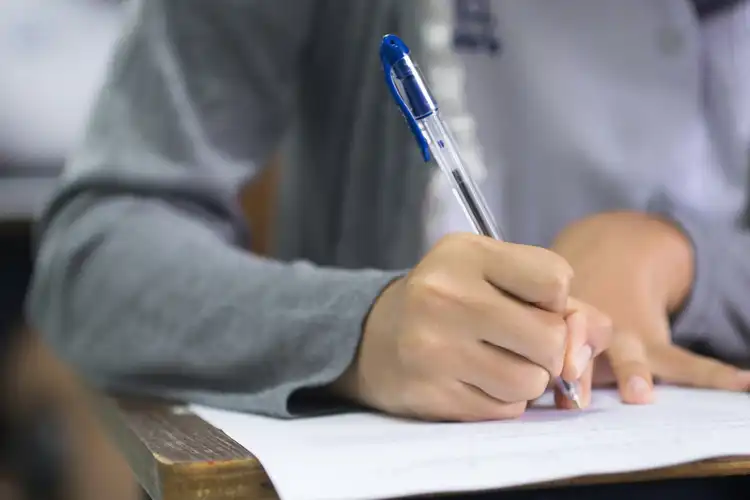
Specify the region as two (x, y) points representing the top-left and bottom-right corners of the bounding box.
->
(331, 233), (612, 422)
(551, 211), (750, 405)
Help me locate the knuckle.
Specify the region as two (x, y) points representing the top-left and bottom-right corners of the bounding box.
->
(400, 326), (448, 364)
(526, 367), (552, 400)
(544, 270), (573, 302)
(532, 247), (574, 297)
(407, 271), (461, 310)
(508, 364), (550, 402)
(591, 312), (614, 346)
(547, 247), (575, 274)
(594, 309), (614, 331)
(435, 232), (485, 258)
(437, 232), (480, 249)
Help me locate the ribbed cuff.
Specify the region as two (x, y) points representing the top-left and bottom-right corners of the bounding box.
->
(647, 195), (718, 346)
(280, 268), (407, 416)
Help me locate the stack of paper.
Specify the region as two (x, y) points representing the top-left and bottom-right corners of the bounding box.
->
(193, 387), (750, 500)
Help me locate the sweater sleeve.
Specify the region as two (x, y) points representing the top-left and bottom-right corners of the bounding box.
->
(26, 0), (402, 417)
(650, 194), (750, 369)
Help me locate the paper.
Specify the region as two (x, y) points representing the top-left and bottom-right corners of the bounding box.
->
(192, 387), (750, 500)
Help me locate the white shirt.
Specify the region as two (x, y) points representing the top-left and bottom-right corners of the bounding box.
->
(425, 0), (750, 249)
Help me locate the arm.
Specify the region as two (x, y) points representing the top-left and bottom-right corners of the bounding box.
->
(650, 194), (750, 368)
(27, 0), (401, 417)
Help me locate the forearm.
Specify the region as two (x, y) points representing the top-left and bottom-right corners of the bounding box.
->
(22, 0), (374, 417)
(28, 195), (401, 417)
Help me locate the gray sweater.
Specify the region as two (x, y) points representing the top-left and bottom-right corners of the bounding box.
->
(27, 0), (750, 417)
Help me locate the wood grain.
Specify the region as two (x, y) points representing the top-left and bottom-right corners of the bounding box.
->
(98, 397), (276, 500)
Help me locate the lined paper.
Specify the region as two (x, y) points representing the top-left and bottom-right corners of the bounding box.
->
(193, 387), (750, 500)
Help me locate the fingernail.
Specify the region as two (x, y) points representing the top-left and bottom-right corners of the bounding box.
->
(626, 376), (652, 402)
(571, 382), (586, 409)
(573, 345), (593, 379)
(738, 371), (750, 391)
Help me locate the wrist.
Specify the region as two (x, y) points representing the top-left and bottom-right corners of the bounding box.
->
(327, 276), (405, 404)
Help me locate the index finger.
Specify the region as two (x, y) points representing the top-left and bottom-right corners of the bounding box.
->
(650, 344), (750, 392)
(476, 238), (574, 313)
(607, 332), (655, 405)
(559, 300), (612, 383)
(564, 297), (613, 356)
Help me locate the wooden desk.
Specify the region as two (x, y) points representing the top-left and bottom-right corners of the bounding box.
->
(98, 398), (274, 500)
(99, 397), (749, 500)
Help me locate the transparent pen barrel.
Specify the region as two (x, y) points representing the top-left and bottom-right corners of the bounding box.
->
(420, 113), (503, 240)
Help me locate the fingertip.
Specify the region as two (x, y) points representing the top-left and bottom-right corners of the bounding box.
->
(738, 371), (750, 392)
(562, 312), (591, 381)
(717, 369), (750, 393)
(563, 344), (592, 383)
(620, 375), (655, 405)
(608, 332), (652, 404)
(578, 363), (594, 408)
(649, 344), (748, 392)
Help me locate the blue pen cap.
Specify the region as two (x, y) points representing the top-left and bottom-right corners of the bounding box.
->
(380, 34), (437, 161)
(380, 35), (437, 119)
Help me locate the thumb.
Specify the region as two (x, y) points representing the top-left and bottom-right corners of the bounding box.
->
(606, 332), (655, 405)
(649, 344), (750, 392)
(564, 297), (613, 358)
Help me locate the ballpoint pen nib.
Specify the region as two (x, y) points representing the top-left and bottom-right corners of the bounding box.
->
(557, 379), (582, 409)
(569, 390), (582, 409)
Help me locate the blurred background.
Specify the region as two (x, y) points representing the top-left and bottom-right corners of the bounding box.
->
(4, 2), (746, 500)
(1, 1), (139, 499)
(1, 0), (125, 218)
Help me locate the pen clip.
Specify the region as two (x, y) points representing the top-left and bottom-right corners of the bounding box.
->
(380, 34), (431, 162)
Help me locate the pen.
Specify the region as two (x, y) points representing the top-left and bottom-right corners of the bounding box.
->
(379, 34), (581, 409)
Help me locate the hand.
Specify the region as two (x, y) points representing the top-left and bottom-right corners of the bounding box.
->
(552, 212), (750, 404)
(332, 233), (612, 422)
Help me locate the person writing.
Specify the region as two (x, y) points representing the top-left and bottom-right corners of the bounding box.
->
(27, 0), (749, 427)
